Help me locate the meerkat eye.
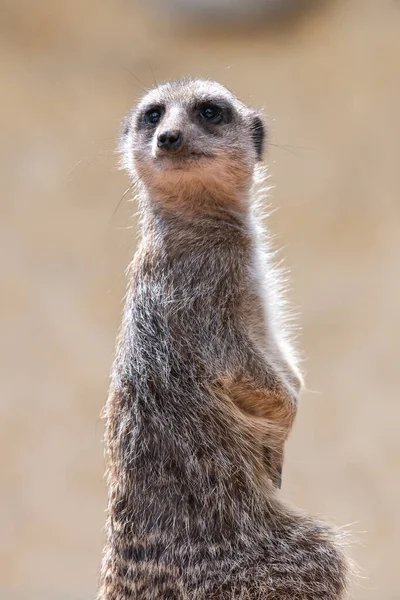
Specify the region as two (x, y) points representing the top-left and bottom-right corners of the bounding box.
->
(199, 104), (223, 124)
(144, 107), (162, 126)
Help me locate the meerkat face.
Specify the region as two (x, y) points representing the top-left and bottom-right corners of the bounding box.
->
(121, 79), (265, 206)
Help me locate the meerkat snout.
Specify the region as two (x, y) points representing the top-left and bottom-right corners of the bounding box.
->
(157, 129), (183, 152)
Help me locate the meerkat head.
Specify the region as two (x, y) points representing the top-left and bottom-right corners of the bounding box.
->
(121, 79), (266, 211)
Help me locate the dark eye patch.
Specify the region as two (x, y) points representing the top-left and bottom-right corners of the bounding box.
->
(144, 105), (164, 126)
(195, 97), (233, 127)
(198, 103), (223, 124)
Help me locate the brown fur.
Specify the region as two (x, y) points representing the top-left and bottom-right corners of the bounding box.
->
(97, 79), (350, 599)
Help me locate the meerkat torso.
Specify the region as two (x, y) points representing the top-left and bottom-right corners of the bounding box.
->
(98, 79), (349, 600)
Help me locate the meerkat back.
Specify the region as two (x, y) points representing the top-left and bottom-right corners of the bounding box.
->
(97, 79), (350, 600)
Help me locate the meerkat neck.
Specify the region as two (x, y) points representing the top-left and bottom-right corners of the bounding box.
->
(136, 177), (253, 226)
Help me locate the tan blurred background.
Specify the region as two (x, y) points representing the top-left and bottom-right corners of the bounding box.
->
(1, 0), (400, 598)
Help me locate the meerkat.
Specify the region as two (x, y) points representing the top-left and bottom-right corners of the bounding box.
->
(98, 79), (350, 599)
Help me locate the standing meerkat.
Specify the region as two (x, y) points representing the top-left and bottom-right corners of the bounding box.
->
(98, 79), (350, 599)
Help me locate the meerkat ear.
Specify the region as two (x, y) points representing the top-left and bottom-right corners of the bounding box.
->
(122, 119), (130, 137)
(121, 109), (134, 138)
(251, 113), (266, 160)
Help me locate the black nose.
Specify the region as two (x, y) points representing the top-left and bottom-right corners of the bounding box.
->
(157, 130), (183, 152)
